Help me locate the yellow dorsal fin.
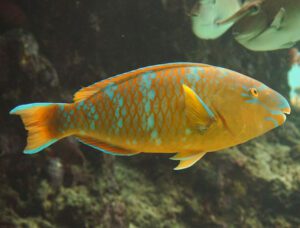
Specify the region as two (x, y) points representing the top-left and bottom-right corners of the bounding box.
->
(73, 63), (212, 102)
(182, 84), (215, 131)
(73, 81), (113, 103)
(174, 152), (206, 170)
(76, 135), (140, 156)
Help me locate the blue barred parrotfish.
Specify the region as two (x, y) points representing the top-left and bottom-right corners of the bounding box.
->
(10, 63), (291, 170)
(191, 0), (241, 39)
(218, 0), (300, 51)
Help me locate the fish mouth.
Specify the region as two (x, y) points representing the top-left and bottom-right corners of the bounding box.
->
(282, 106), (291, 115)
(267, 106), (291, 127)
(277, 106), (291, 124)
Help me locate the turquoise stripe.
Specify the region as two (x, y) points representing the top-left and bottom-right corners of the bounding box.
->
(196, 93), (215, 119)
(24, 139), (58, 154)
(265, 117), (279, 127)
(10, 103), (66, 114)
(76, 138), (135, 156)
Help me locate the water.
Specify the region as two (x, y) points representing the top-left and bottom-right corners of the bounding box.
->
(1, 0), (300, 227)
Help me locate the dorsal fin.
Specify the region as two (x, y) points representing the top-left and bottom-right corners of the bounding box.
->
(73, 62), (212, 102)
(73, 81), (114, 102)
(76, 135), (140, 156)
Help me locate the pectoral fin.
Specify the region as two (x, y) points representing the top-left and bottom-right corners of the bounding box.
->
(280, 41), (296, 49)
(217, 0), (262, 25)
(182, 84), (215, 132)
(174, 152), (206, 170)
(270, 7), (285, 30)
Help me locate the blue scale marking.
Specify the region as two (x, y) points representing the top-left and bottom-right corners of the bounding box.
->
(156, 138), (162, 145)
(121, 107), (127, 116)
(104, 84), (117, 100)
(118, 119), (123, 128)
(149, 90), (156, 100)
(90, 122), (95, 130)
(115, 108), (120, 119)
(145, 101), (151, 113)
(118, 97), (124, 107)
(151, 130), (158, 139)
(83, 104), (88, 111)
(147, 114), (155, 130)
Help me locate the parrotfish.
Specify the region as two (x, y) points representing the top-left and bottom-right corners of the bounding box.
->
(218, 0), (300, 51)
(191, 0), (241, 39)
(10, 63), (291, 170)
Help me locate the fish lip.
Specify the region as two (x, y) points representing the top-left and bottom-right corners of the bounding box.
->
(279, 107), (290, 123)
(275, 107), (290, 125)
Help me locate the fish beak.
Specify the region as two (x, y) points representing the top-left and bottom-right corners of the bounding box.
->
(276, 99), (291, 125)
(281, 106), (291, 115)
(281, 106), (291, 123)
(279, 96), (291, 115)
(282, 105), (291, 115)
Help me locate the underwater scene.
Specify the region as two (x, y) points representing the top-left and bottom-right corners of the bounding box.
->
(1, 0), (300, 227)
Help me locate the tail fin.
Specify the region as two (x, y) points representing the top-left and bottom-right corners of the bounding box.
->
(10, 103), (65, 154)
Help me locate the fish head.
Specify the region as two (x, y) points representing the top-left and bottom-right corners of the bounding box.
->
(191, 0), (241, 39)
(238, 79), (291, 137)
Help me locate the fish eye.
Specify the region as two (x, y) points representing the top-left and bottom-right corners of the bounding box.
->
(250, 4), (261, 15)
(250, 88), (259, 97)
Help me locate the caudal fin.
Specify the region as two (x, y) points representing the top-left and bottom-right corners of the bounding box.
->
(10, 103), (65, 154)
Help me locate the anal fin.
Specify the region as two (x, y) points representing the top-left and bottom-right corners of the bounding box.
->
(271, 7), (286, 30)
(76, 135), (139, 156)
(174, 152), (206, 170)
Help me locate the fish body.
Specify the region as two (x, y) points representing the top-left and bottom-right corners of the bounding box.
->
(228, 0), (300, 51)
(191, 0), (241, 39)
(10, 63), (290, 170)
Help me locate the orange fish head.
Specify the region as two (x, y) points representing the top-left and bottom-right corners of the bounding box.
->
(239, 81), (290, 136)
